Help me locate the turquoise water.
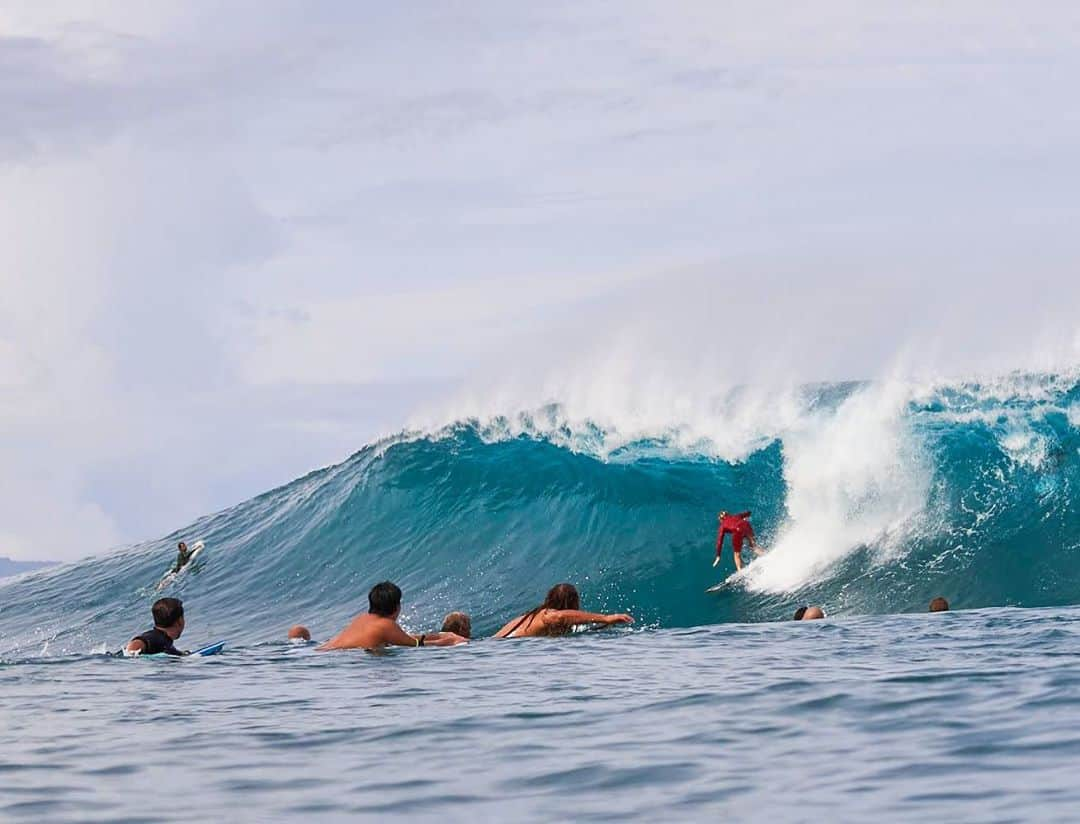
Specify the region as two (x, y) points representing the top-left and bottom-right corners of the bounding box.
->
(1, 373), (1079, 819)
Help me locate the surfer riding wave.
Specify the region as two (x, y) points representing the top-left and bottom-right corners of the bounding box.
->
(714, 510), (763, 572)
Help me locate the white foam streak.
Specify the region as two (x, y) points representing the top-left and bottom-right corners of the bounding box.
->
(743, 381), (929, 592)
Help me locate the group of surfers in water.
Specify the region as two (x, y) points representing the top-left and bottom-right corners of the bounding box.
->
(124, 509), (950, 655)
(123, 581), (633, 655)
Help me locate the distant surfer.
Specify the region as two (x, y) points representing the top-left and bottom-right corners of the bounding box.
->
(714, 510), (762, 571)
(172, 541), (194, 574)
(124, 597), (188, 656)
(155, 540), (205, 591)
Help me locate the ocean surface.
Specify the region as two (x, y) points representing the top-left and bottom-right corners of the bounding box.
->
(1, 372), (1079, 820)
(3, 609), (1080, 821)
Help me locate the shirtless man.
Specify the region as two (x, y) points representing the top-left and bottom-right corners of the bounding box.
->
(318, 581), (466, 651)
(494, 583), (633, 639)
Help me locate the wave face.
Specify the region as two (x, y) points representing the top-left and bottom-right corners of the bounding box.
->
(1, 372), (1078, 658)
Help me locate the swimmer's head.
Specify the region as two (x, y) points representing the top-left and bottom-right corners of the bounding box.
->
(152, 597), (185, 637)
(543, 583), (580, 611)
(368, 581), (403, 618)
(441, 612), (471, 639)
(929, 597), (950, 612)
(792, 606), (808, 620)
(287, 625), (311, 642)
(178, 541), (187, 552)
(801, 606), (825, 620)
(718, 511), (728, 520)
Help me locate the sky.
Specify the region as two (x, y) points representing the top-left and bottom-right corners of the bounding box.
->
(2, 1), (1079, 561)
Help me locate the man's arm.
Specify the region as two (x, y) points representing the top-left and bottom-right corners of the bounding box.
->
(715, 528), (727, 565)
(124, 638), (146, 655)
(716, 528), (727, 551)
(383, 623), (465, 648)
(382, 622), (425, 647)
(419, 632), (466, 647)
(548, 610), (634, 628)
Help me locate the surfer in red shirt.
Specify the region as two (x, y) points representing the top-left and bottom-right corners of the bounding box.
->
(714, 510), (762, 571)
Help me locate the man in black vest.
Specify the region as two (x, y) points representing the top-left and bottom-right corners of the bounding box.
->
(125, 597), (187, 656)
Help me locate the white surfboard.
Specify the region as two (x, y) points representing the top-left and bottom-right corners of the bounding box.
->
(706, 564), (750, 593)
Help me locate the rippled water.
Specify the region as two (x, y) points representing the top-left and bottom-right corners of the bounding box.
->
(3, 605), (1080, 821)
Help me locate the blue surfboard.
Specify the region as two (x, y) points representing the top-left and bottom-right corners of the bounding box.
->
(127, 640), (225, 658)
(190, 640), (226, 656)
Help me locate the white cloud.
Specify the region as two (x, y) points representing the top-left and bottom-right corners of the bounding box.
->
(1, 2), (1079, 560)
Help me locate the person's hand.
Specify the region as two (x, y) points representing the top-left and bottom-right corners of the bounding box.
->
(605, 614), (634, 626)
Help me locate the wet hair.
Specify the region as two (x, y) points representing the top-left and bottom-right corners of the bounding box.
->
(368, 581), (402, 617)
(507, 583), (583, 636)
(542, 583), (580, 611)
(441, 612), (471, 638)
(178, 541), (187, 551)
(929, 597), (950, 612)
(152, 597), (184, 628)
(793, 606), (808, 621)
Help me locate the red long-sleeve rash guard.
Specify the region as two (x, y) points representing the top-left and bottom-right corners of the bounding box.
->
(716, 511), (753, 552)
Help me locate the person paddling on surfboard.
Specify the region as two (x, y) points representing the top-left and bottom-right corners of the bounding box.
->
(124, 597), (188, 656)
(172, 541), (194, 574)
(714, 510), (762, 571)
(493, 583), (633, 639)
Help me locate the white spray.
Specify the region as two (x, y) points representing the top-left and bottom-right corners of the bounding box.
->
(742, 380), (930, 592)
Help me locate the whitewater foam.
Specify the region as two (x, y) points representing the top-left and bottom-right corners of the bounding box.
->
(743, 380), (930, 592)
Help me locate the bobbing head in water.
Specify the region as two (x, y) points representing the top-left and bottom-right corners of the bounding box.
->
(287, 625), (311, 642)
(441, 612), (472, 639)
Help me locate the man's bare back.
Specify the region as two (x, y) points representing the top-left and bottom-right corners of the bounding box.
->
(318, 581), (465, 651)
(319, 612), (463, 650)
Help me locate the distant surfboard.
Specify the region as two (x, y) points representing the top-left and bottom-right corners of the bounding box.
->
(706, 565), (750, 593)
(705, 548), (771, 592)
(155, 540), (205, 591)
